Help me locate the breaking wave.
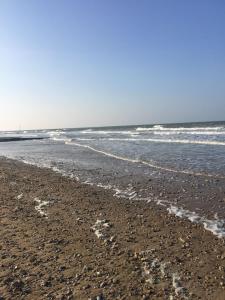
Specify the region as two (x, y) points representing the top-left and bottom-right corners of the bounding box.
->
(136, 126), (224, 132)
(72, 137), (225, 146)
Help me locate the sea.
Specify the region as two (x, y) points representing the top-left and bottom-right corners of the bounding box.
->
(1, 121), (225, 237)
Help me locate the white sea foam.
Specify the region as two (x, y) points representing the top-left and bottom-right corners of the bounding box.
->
(156, 199), (169, 207)
(113, 186), (137, 200)
(147, 138), (225, 146)
(136, 126), (224, 132)
(153, 131), (225, 136)
(52, 137), (72, 143)
(81, 130), (108, 134)
(49, 169), (225, 239)
(81, 130), (139, 135)
(71, 137), (225, 146)
(76, 138), (94, 141)
(47, 130), (66, 137)
(167, 205), (225, 238)
(81, 137), (225, 146)
(97, 183), (112, 189)
(136, 125), (164, 131)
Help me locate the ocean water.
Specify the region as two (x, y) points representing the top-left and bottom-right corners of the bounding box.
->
(1, 121), (225, 237)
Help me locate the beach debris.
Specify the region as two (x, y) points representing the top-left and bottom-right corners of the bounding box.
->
(91, 219), (117, 248)
(96, 295), (105, 300)
(10, 181), (17, 186)
(137, 249), (189, 299)
(172, 273), (188, 298)
(16, 193), (23, 200)
(76, 217), (83, 223)
(34, 197), (50, 217)
(91, 219), (110, 240)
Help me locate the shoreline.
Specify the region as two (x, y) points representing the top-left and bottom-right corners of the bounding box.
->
(0, 158), (225, 299)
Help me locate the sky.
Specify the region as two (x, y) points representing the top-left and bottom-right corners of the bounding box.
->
(0, 0), (225, 130)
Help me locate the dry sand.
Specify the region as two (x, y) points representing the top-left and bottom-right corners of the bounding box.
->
(0, 158), (225, 299)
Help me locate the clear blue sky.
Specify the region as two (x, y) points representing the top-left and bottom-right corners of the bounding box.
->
(0, 0), (225, 130)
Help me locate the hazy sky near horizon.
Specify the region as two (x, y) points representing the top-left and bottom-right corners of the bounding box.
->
(1, 0), (225, 130)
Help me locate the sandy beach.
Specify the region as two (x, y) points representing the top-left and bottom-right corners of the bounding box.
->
(2, 0), (225, 298)
(0, 158), (224, 299)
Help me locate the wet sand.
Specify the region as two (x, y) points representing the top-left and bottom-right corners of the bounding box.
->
(0, 158), (225, 299)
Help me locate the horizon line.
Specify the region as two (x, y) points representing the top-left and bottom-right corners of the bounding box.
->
(1, 119), (225, 132)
